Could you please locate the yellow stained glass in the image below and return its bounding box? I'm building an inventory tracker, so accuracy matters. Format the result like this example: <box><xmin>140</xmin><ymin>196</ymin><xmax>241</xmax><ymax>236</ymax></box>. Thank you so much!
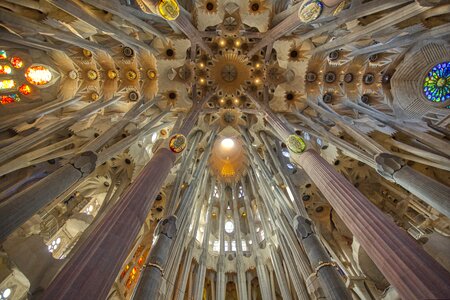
<box><xmin>0</xmin><ymin>65</ymin><xmax>12</xmax><ymax>75</ymax></box>
<box><xmin>158</xmin><ymin>0</ymin><xmax>180</xmax><ymax>20</ymax></box>
<box><xmin>0</xmin><ymin>79</ymin><xmax>15</xmax><ymax>90</ymax></box>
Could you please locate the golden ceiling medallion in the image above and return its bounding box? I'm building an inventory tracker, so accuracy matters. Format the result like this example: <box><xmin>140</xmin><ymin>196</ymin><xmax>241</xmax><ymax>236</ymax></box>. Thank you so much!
<box><xmin>147</xmin><ymin>70</ymin><xmax>157</xmax><ymax>80</ymax></box>
<box><xmin>87</xmin><ymin>69</ymin><xmax>98</xmax><ymax>80</ymax></box>
<box><xmin>126</xmin><ymin>70</ymin><xmax>137</xmax><ymax>81</ymax></box>
<box><xmin>298</xmin><ymin>1</ymin><xmax>323</xmax><ymax>23</ymax></box>
<box><xmin>210</xmin><ymin>53</ymin><xmax>251</xmax><ymax>96</ymax></box>
<box><xmin>91</xmin><ymin>92</ymin><xmax>99</xmax><ymax>101</ymax></box>
<box><xmin>107</xmin><ymin>70</ymin><xmax>117</xmax><ymax>80</ymax></box>
<box><xmin>82</xmin><ymin>49</ymin><xmax>92</xmax><ymax>58</ymax></box>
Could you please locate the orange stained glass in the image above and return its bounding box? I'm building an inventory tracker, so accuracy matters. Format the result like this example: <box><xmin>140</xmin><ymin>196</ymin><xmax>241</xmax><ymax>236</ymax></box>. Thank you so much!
<box><xmin>0</xmin><ymin>65</ymin><xmax>12</xmax><ymax>75</ymax></box>
<box><xmin>0</xmin><ymin>79</ymin><xmax>15</xmax><ymax>90</ymax></box>
<box><xmin>19</xmin><ymin>84</ymin><xmax>32</xmax><ymax>95</ymax></box>
<box><xmin>126</xmin><ymin>278</ymin><xmax>132</xmax><ymax>288</ymax></box>
<box><xmin>25</xmin><ymin>65</ymin><xmax>52</xmax><ymax>85</ymax></box>
<box><xmin>10</xmin><ymin>56</ymin><xmax>24</xmax><ymax>69</ymax></box>
<box><xmin>0</xmin><ymin>50</ymin><xmax>6</xmax><ymax>60</ymax></box>
<box><xmin>1</xmin><ymin>94</ymin><xmax>20</xmax><ymax>105</ymax></box>
<box><xmin>120</xmin><ymin>264</ymin><xmax>130</xmax><ymax>280</ymax></box>
<box><xmin>138</xmin><ymin>256</ymin><xmax>144</xmax><ymax>265</ymax></box>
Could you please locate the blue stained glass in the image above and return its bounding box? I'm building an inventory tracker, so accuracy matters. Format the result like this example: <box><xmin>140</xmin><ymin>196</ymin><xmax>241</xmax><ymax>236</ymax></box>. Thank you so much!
<box><xmin>423</xmin><ymin>62</ymin><xmax>450</xmax><ymax>103</ymax></box>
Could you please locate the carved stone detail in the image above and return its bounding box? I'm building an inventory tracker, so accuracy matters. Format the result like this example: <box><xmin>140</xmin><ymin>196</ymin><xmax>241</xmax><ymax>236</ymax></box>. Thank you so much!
<box><xmin>374</xmin><ymin>153</ymin><xmax>405</xmax><ymax>181</ymax></box>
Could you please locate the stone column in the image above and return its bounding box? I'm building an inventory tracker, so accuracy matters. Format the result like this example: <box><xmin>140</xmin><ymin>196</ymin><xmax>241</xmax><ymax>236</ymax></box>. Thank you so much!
<box><xmin>375</xmin><ymin>153</ymin><xmax>450</xmax><ymax>218</ymax></box>
<box><xmin>42</xmin><ymin>97</ymin><xmax>204</xmax><ymax>300</ymax></box>
<box><xmin>293</xmin><ymin>216</ymin><xmax>352</xmax><ymax>300</ymax></box>
<box><xmin>42</xmin><ymin>148</ymin><xmax>177</xmax><ymax>300</ymax></box>
<box><xmin>293</xmin><ymin>149</ymin><xmax>450</xmax><ymax>299</ymax></box>
<box><xmin>216</xmin><ymin>185</ymin><xmax>226</xmax><ymax>300</ymax></box>
<box><xmin>268</xmin><ymin>265</ymin><xmax>277</xmax><ymax>300</ymax></box>
<box><xmin>0</xmin><ymin>152</ymin><xmax>96</xmax><ymax>242</ymax></box>
<box><xmin>134</xmin><ymin>216</ymin><xmax>177</xmax><ymax>299</ymax></box>
<box><xmin>194</xmin><ymin>193</ymin><xmax>214</xmax><ymax>300</ymax></box>
<box><xmin>232</xmin><ymin>185</ymin><xmax>247</xmax><ymax>300</ymax></box>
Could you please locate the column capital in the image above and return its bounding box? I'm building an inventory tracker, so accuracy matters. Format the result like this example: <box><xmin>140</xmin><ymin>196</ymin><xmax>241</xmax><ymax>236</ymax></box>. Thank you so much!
<box><xmin>156</xmin><ymin>215</ymin><xmax>177</xmax><ymax>239</ymax></box>
<box><xmin>71</xmin><ymin>151</ymin><xmax>97</xmax><ymax>177</ymax></box>
<box><xmin>374</xmin><ymin>153</ymin><xmax>405</xmax><ymax>181</ymax></box>
<box><xmin>292</xmin><ymin>215</ymin><xmax>314</xmax><ymax>239</ymax></box>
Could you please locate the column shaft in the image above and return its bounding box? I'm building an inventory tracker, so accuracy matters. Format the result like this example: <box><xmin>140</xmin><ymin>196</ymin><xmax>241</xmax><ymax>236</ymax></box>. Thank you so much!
<box><xmin>0</xmin><ymin>152</ymin><xmax>96</xmax><ymax>242</ymax></box>
<box><xmin>394</xmin><ymin>166</ymin><xmax>450</xmax><ymax>218</ymax></box>
<box><xmin>42</xmin><ymin>148</ymin><xmax>176</xmax><ymax>300</ymax></box>
<box><xmin>293</xmin><ymin>216</ymin><xmax>351</xmax><ymax>300</ymax></box>
<box><xmin>296</xmin><ymin>149</ymin><xmax>450</xmax><ymax>299</ymax></box>
<box><xmin>134</xmin><ymin>216</ymin><xmax>177</xmax><ymax>299</ymax></box>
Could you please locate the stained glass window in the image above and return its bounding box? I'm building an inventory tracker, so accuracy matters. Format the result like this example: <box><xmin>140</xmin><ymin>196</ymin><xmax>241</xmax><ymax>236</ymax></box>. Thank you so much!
<box><xmin>1</xmin><ymin>94</ymin><xmax>20</xmax><ymax>105</ymax></box>
<box><xmin>423</xmin><ymin>62</ymin><xmax>450</xmax><ymax>103</ymax></box>
<box><xmin>19</xmin><ymin>84</ymin><xmax>31</xmax><ymax>95</ymax></box>
<box><xmin>0</xmin><ymin>79</ymin><xmax>15</xmax><ymax>90</ymax></box>
<box><xmin>0</xmin><ymin>50</ymin><xmax>6</xmax><ymax>60</ymax></box>
<box><xmin>25</xmin><ymin>65</ymin><xmax>52</xmax><ymax>85</ymax></box>
<box><xmin>0</xmin><ymin>65</ymin><xmax>12</xmax><ymax>75</ymax></box>
<box><xmin>10</xmin><ymin>56</ymin><xmax>23</xmax><ymax>69</ymax></box>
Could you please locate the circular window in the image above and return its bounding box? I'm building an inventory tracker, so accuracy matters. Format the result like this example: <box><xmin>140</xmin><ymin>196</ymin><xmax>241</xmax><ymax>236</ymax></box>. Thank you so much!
<box><xmin>306</xmin><ymin>72</ymin><xmax>317</xmax><ymax>82</ymax></box>
<box><xmin>25</xmin><ymin>66</ymin><xmax>52</xmax><ymax>85</ymax></box>
<box><xmin>344</xmin><ymin>73</ymin><xmax>353</xmax><ymax>83</ymax></box>
<box><xmin>363</xmin><ymin>73</ymin><xmax>375</xmax><ymax>85</ymax></box>
<box><xmin>324</xmin><ymin>72</ymin><xmax>336</xmax><ymax>83</ymax></box>
<box><xmin>225</xmin><ymin>220</ymin><xmax>234</xmax><ymax>233</ymax></box>
<box><xmin>423</xmin><ymin>62</ymin><xmax>450</xmax><ymax>103</ymax></box>
<box><xmin>122</xmin><ymin>47</ymin><xmax>134</xmax><ymax>57</ymax></box>
<box><xmin>322</xmin><ymin>93</ymin><xmax>333</xmax><ymax>103</ymax></box>
<box><xmin>328</xmin><ymin>50</ymin><xmax>340</xmax><ymax>61</ymax></box>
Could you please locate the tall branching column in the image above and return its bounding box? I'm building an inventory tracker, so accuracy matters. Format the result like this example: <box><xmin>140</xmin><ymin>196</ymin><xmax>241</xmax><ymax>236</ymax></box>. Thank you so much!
<box><xmin>294</xmin><ymin>149</ymin><xmax>450</xmax><ymax>299</ymax></box>
<box><xmin>194</xmin><ymin>189</ymin><xmax>214</xmax><ymax>300</ymax></box>
<box><xmin>133</xmin><ymin>216</ymin><xmax>177</xmax><ymax>299</ymax></box>
<box><xmin>260</xmin><ymin>131</ymin><xmax>350</xmax><ymax>299</ymax></box>
<box><xmin>375</xmin><ymin>153</ymin><xmax>450</xmax><ymax>218</ymax></box>
<box><xmin>232</xmin><ymin>185</ymin><xmax>248</xmax><ymax>300</ymax></box>
<box><xmin>42</xmin><ymin>101</ymin><xmax>205</xmax><ymax>300</ymax></box>
<box><xmin>216</xmin><ymin>184</ymin><xmax>227</xmax><ymax>300</ymax></box>
<box><xmin>256</xmin><ymin>92</ymin><xmax>450</xmax><ymax>298</ymax></box>
<box><xmin>241</xmin><ymin>180</ymin><xmax>272</xmax><ymax>300</ymax></box>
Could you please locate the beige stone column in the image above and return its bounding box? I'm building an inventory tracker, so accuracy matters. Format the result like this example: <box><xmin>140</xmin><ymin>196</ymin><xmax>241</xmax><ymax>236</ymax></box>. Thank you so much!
<box><xmin>294</xmin><ymin>149</ymin><xmax>450</xmax><ymax>299</ymax></box>
<box><xmin>375</xmin><ymin>153</ymin><xmax>450</xmax><ymax>218</ymax></box>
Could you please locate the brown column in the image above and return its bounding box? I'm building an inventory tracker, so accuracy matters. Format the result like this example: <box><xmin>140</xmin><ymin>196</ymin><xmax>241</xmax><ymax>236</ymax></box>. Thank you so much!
<box><xmin>42</xmin><ymin>148</ymin><xmax>176</xmax><ymax>300</ymax></box>
<box><xmin>294</xmin><ymin>149</ymin><xmax>450</xmax><ymax>299</ymax></box>
<box><xmin>42</xmin><ymin>99</ymin><xmax>205</xmax><ymax>299</ymax></box>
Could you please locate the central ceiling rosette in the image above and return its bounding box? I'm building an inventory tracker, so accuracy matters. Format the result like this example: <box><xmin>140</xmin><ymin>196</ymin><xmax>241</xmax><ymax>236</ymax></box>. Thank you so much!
<box><xmin>209</xmin><ymin>52</ymin><xmax>251</xmax><ymax>97</ymax></box>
